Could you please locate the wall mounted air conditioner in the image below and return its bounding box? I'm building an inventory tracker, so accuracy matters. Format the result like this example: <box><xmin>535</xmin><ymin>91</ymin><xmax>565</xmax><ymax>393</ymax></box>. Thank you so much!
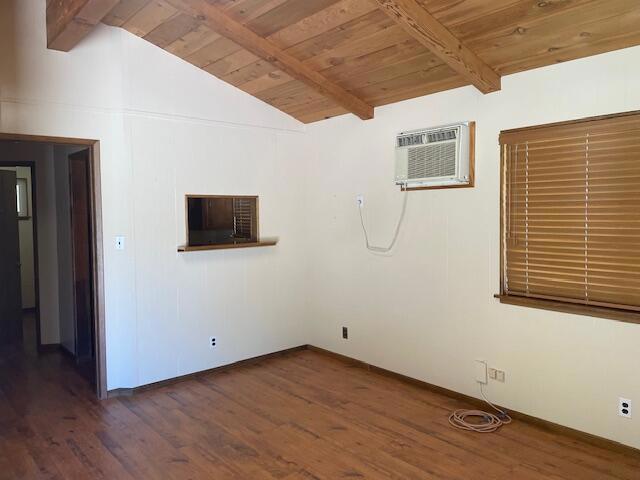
<box><xmin>395</xmin><ymin>122</ymin><xmax>473</xmax><ymax>188</ymax></box>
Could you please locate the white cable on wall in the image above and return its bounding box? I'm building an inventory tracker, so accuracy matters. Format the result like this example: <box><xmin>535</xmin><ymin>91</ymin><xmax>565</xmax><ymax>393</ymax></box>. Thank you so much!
<box><xmin>358</xmin><ymin>187</ymin><xmax>409</xmax><ymax>254</ymax></box>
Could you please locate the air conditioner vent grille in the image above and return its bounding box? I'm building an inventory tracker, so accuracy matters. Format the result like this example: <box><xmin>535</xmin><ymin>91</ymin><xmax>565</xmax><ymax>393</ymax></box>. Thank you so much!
<box><xmin>398</xmin><ymin>134</ymin><xmax>424</xmax><ymax>147</ymax></box>
<box><xmin>407</xmin><ymin>143</ymin><xmax>456</xmax><ymax>179</ymax></box>
<box><xmin>426</xmin><ymin>129</ymin><xmax>457</xmax><ymax>143</ymax></box>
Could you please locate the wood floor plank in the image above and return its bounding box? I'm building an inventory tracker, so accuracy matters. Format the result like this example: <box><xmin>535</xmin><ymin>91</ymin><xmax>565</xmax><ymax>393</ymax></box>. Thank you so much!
<box><xmin>1</xmin><ymin>345</ymin><xmax>638</xmax><ymax>480</ymax></box>
<box><xmin>278</xmin><ymin>352</ymin><xmax>640</xmax><ymax>479</ymax></box>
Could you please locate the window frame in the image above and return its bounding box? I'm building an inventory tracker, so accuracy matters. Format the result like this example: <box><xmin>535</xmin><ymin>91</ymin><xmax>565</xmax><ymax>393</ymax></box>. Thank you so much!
<box><xmin>497</xmin><ymin>110</ymin><xmax>640</xmax><ymax>325</ymax></box>
<box><xmin>185</xmin><ymin>194</ymin><xmax>259</xmax><ymax>248</ymax></box>
<box><xmin>16</xmin><ymin>177</ymin><xmax>30</xmax><ymax>219</ymax></box>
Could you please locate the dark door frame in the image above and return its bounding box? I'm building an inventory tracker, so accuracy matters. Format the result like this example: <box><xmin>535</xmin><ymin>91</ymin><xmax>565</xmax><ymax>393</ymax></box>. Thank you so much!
<box><xmin>0</xmin><ymin>133</ymin><xmax>107</xmax><ymax>400</ymax></box>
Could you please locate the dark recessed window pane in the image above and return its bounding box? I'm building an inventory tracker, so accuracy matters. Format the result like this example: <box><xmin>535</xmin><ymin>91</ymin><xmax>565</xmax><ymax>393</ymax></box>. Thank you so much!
<box><xmin>187</xmin><ymin>196</ymin><xmax>258</xmax><ymax>247</ymax></box>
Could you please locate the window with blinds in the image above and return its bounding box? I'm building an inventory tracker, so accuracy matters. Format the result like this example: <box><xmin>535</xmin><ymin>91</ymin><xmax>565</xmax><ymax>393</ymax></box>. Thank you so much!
<box><xmin>499</xmin><ymin>111</ymin><xmax>640</xmax><ymax>321</ymax></box>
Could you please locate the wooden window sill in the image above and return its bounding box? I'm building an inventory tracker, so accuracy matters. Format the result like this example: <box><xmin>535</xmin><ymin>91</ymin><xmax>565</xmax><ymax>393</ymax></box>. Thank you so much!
<box><xmin>494</xmin><ymin>294</ymin><xmax>640</xmax><ymax>325</ymax></box>
<box><xmin>178</xmin><ymin>238</ymin><xmax>278</xmax><ymax>252</ymax></box>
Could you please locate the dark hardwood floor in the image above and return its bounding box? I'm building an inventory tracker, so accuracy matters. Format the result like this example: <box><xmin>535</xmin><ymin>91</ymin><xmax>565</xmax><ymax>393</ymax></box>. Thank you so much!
<box><xmin>1</xmin><ymin>345</ymin><xmax>639</xmax><ymax>479</ymax></box>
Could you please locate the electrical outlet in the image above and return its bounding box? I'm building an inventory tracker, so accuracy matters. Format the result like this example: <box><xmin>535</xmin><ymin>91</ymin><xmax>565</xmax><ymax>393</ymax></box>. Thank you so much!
<box><xmin>475</xmin><ymin>360</ymin><xmax>488</xmax><ymax>384</ymax></box>
<box><xmin>209</xmin><ymin>336</ymin><xmax>217</xmax><ymax>349</ymax></box>
<box><xmin>356</xmin><ymin>195</ymin><xmax>364</xmax><ymax>208</ymax></box>
<box><xmin>619</xmin><ymin>398</ymin><xmax>632</xmax><ymax>418</ymax></box>
<box><xmin>488</xmin><ymin>367</ymin><xmax>505</xmax><ymax>382</ymax></box>
<box><xmin>115</xmin><ymin>235</ymin><xmax>125</xmax><ymax>250</ymax></box>
<box><xmin>342</xmin><ymin>327</ymin><xmax>348</xmax><ymax>339</ymax></box>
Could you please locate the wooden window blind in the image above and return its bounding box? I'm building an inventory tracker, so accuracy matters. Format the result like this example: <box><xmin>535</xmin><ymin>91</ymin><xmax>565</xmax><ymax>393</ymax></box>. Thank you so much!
<box><xmin>499</xmin><ymin>111</ymin><xmax>640</xmax><ymax>321</ymax></box>
<box><xmin>232</xmin><ymin>197</ymin><xmax>254</xmax><ymax>239</ymax></box>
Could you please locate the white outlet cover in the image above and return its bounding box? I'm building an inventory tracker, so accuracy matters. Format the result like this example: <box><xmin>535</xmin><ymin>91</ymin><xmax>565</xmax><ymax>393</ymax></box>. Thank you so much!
<box><xmin>475</xmin><ymin>360</ymin><xmax>488</xmax><ymax>384</ymax></box>
<box><xmin>356</xmin><ymin>194</ymin><xmax>364</xmax><ymax>207</ymax></box>
<box><xmin>115</xmin><ymin>236</ymin><xmax>125</xmax><ymax>250</ymax></box>
<box><xmin>619</xmin><ymin>398</ymin><xmax>632</xmax><ymax>418</ymax></box>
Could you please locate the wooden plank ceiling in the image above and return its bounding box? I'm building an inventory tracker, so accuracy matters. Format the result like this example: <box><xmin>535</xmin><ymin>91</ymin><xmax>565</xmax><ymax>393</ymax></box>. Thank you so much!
<box><xmin>98</xmin><ymin>0</ymin><xmax>640</xmax><ymax>123</ymax></box>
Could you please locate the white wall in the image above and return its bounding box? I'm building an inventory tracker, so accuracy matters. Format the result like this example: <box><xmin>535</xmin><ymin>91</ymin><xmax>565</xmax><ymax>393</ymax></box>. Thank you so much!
<box><xmin>305</xmin><ymin>46</ymin><xmax>640</xmax><ymax>449</ymax></box>
<box><xmin>120</xmin><ymin>28</ymin><xmax>311</xmax><ymax>385</ymax></box>
<box><xmin>128</xmin><ymin>117</ymin><xmax>310</xmax><ymax>384</ymax></box>
<box><xmin>0</xmin><ymin>0</ymin><xmax>308</xmax><ymax>389</ymax></box>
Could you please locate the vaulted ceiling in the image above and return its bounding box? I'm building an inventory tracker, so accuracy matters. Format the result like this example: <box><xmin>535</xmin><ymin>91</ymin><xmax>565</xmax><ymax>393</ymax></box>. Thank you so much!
<box><xmin>47</xmin><ymin>0</ymin><xmax>640</xmax><ymax>123</ymax></box>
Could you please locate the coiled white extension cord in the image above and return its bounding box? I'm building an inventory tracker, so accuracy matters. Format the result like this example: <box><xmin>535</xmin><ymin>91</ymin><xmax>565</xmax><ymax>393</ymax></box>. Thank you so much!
<box><xmin>448</xmin><ymin>383</ymin><xmax>512</xmax><ymax>433</ymax></box>
<box><xmin>358</xmin><ymin>187</ymin><xmax>409</xmax><ymax>254</ymax></box>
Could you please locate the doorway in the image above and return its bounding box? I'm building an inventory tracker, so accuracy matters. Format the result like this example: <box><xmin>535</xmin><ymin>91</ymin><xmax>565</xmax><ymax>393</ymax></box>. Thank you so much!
<box><xmin>0</xmin><ymin>168</ymin><xmax>24</xmax><ymax>346</ymax></box>
<box><xmin>0</xmin><ymin>134</ymin><xmax>106</xmax><ymax>399</ymax></box>
<box><xmin>0</xmin><ymin>163</ymin><xmax>36</xmax><ymax>354</ymax></box>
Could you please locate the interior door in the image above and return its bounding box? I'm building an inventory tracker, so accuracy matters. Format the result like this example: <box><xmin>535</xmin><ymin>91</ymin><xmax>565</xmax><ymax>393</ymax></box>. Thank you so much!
<box><xmin>68</xmin><ymin>150</ymin><xmax>94</xmax><ymax>375</ymax></box>
<box><xmin>0</xmin><ymin>170</ymin><xmax>23</xmax><ymax>345</ymax></box>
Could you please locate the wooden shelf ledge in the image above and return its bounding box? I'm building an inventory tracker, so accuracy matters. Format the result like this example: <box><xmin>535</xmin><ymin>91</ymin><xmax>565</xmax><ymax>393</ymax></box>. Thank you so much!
<box><xmin>178</xmin><ymin>238</ymin><xmax>278</xmax><ymax>252</ymax></box>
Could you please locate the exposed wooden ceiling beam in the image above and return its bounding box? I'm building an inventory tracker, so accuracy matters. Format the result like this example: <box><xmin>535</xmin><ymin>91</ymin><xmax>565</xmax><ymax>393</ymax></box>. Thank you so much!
<box><xmin>373</xmin><ymin>0</ymin><xmax>501</xmax><ymax>94</ymax></box>
<box><xmin>47</xmin><ymin>0</ymin><xmax>120</xmax><ymax>51</ymax></box>
<box><xmin>166</xmin><ymin>0</ymin><xmax>374</xmax><ymax>120</ymax></box>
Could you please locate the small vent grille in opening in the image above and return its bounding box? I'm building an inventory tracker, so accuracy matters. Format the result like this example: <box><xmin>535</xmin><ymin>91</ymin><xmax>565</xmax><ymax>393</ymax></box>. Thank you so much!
<box><xmin>398</xmin><ymin>134</ymin><xmax>424</xmax><ymax>147</ymax></box>
<box><xmin>233</xmin><ymin>198</ymin><xmax>253</xmax><ymax>239</ymax></box>
<box><xmin>427</xmin><ymin>129</ymin><xmax>457</xmax><ymax>143</ymax></box>
<box><xmin>407</xmin><ymin>143</ymin><xmax>457</xmax><ymax>179</ymax></box>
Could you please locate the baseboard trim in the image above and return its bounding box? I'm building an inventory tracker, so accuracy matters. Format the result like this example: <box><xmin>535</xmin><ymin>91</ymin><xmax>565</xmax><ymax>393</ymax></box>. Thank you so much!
<box><xmin>107</xmin><ymin>345</ymin><xmax>308</xmax><ymax>399</ymax></box>
<box><xmin>107</xmin><ymin>387</ymin><xmax>135</xmax><ymax>398</ymax></box>
<box><xmin>306</xmin><ymin>345</ymin><xmax>640</xmax><ymax>457</ymax></box>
